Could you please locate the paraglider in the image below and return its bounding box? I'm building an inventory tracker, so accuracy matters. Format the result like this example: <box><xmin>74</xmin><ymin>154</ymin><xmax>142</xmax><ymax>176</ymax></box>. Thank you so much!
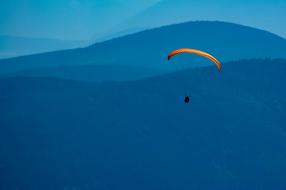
<box><xmin>167</xmin><ymin>48</ymin><xmax>222</xmax><ymax>103</ymax></box>
<box><xmin>167</xmin><ymin>48</ymin><xmax>222</xmax><ymax>70</ymax></box>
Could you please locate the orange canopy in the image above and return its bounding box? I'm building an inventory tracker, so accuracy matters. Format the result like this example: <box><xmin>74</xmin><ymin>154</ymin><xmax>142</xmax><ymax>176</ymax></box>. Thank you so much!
<box><xmin>167</xmin><ymin>48</ymin><xmax>222</xmax><ymax>70</ymax></box>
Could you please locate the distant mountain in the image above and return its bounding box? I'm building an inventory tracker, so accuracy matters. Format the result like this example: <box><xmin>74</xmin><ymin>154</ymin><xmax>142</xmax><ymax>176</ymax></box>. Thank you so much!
<box><xmin>93</xmin><ymin>27</ymin><xmax>149</xmax><ymax>43</ymax></box>
<box><xmin>0</xmin><ymin>21</ymin><xmax>286</xmax><ymax>81</ymax></box>
<box><xmin>118</xmin><ymin>0</ymin><xmax>286</xmax><ymax>38</ymax></box>
<box><xmin>0</xmin><ymin>35</ymin><xmax>84</xmax><ymax>59</ymax></box>
<box><xmin>1</xmin><ymin>59</ymin><xmax>286</xmax><ymax>189</ymax></box>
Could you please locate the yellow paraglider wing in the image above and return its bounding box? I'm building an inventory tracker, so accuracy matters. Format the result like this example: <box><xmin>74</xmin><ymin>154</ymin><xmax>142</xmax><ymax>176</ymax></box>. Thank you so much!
<box><xmin>167</xmin><ymin>48</ymin><xmax>222</xmax><ymax>70</ymax></box>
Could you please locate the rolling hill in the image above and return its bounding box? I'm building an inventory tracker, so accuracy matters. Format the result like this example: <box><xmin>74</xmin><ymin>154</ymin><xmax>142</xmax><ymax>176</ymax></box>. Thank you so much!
<box><xmin>0</xmin><ymin>21</ymin><xmax>286</xmax><ymax>81</ymax></box>
<box><xmin>0</xmin><ymin>58</ymin><xmax>286</xmax><ymax>189</ymax></box>
<box><xmin>11</xmin><ymin>64</ymin><xmax>161</xmax><ymax>82</ymax></box>
<box><xmin>0</xmin><ymin>35</ymin><xmax>84</xmax><ymax>59</ymax></box>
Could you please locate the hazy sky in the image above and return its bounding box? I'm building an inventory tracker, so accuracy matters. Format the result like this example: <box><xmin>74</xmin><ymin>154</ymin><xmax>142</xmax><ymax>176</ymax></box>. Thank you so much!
<box><xmin>0</xmin><ymin>0</ymin><xmax>285</xmax><ymax>40</ymax></box>
<box><xmin>0</xmin><ymin>0</ymin><xmax>160</xmax><ymax>40</ymax></box>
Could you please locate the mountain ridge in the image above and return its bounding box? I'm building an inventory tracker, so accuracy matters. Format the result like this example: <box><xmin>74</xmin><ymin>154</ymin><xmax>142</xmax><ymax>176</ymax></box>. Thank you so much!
<box><xmin>0</xmin><ymin>21</ymin><xmax>286</xmax><ymax>81</ymax></box>
<box><xmin>118</xmin><ymin>0</ymin><xmax>286</xmax><ymax>38</ymax></box>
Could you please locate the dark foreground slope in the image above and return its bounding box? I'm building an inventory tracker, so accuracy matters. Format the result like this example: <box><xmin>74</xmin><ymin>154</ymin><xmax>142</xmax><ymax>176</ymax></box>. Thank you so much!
<box><xmin>0</xmin><ymin>21</ymin><xmax>286</xmax><ymax>81</ymax></box>
<box><xmin>0</xmin><ymin>59</ymin><xmax>286</xmax><ymax>190</ymax></box>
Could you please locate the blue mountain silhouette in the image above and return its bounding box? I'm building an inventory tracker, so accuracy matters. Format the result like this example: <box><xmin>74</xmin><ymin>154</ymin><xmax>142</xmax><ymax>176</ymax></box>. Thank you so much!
<box><xmin>118</xmin><ymin>0</ymin><xmax>286</xmax><ymax>39</ymax></box>
<box><xmin>0</xmin><ymin>21</ymin><xmax>286</xmax><ymax>81</ymax></box>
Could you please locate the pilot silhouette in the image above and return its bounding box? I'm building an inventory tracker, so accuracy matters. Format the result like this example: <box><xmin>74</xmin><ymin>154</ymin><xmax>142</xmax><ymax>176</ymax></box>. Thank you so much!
<box><xmin>184</xmin><ymin>96</ymin><xmax>190</xmax><ymax>103</ymax></box>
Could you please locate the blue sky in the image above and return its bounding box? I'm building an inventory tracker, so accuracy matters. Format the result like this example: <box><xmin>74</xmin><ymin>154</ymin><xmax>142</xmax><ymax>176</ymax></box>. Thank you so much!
<box><xmin>0</xmin><ymin>0</ymin><xmax>285</xmax><ymax>40</ymax></box>
<box><xmin>0</xmin><ymin>0</ymin><xmax>160</xmax><ymax>40</ymax></box>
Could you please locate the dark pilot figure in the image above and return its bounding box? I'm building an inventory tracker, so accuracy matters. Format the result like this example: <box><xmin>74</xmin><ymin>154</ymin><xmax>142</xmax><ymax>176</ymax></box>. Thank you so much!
<box><xmin>184</xmin><ymin>96</ymin><xmax>190</xmax><ymax>103</ymax></box>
